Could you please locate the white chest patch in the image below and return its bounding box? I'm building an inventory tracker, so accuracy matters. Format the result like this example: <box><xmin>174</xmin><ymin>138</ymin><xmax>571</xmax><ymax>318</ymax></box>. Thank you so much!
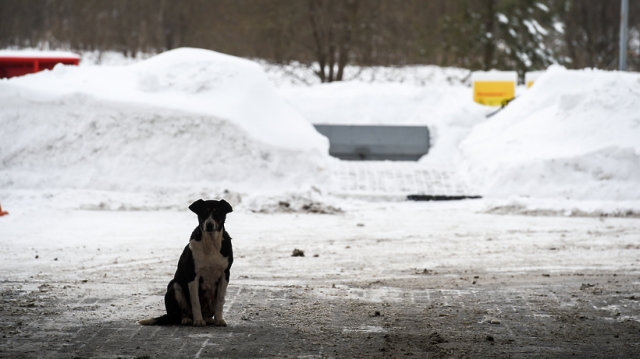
<box><xmin>189</xmin><ymin>232</ymin><xmax>229</xmax><ymax>291</ymax></box>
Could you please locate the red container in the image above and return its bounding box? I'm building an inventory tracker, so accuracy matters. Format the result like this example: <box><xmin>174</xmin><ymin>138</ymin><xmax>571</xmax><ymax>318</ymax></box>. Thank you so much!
<box><xmin>0</xmin><ymin>50</ymin><xmax>80</xmax><ymax>79</ymax></box>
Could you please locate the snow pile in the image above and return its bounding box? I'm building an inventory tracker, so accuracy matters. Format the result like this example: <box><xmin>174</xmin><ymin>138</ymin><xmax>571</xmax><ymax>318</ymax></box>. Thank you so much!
<box><xmin>0</xmin><ymin>48</ymin><xmax>330</xmax><ymax>203</ymax></box>
<box><xmin>461</xmin><ymin>66</ymin><xmax>640</xmax><ymax>202</ymax></box>
<box><xmin>4</xmin><ymin>49</ymin><xmax>486</xmax><ymax>166</ymax></box>
<box><xmin>410</xmin><ymin>87</ymin><xmax>492</xmax><ymax>165</ymax></box>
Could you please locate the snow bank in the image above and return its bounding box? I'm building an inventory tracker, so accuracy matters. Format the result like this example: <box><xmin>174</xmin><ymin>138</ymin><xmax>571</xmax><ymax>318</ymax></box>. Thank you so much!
<box><xmin>461</xmin><ymin>66</ymin><xmax>640</xmax><ymax>201</ymax></box>
<box><xmin>5</xmin><ymin>49</ymin><xmax>486</xmax><ymax>166</ymax></box>
<box><xmin>0</xmin><ymin>48</ymin><xmax>330</xmax><ymax>202</ymax></box>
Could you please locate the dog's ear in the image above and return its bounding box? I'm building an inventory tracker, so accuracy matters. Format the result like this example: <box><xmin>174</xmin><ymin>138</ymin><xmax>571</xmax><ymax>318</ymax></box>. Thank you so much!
<box><xmin>218</xmin><ymin>199</ymin><xmax>233</xmax><ymax>214</ymax></box>
<box><xmin>189</xmin><ymin>199</ymin><xmax>206</xmax><ymax>214</ymax></box>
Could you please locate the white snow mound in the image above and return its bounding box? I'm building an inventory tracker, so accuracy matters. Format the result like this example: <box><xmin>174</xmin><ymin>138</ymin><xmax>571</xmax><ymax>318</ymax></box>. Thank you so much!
<box><xmin>0</xmin><ymin>48</ymin><xmax>330</xmax><ymax>194</ymax></box>
<box><xmin>461</xmin><ymin>66</ymin><xmax>640</xmax><ymax>201</ymax></box>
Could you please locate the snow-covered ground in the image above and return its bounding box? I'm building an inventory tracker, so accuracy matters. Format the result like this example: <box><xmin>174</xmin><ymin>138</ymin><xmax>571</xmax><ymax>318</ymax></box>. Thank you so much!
<box><xmin>3</xmin><ymin>200</ymin><xmax>638</xmax><ymax>284</ymax></box>
<box><xmin>1</xmin><ymin>199</ymin><xmax>639</xmax><ymax>357</ymax></box>
<box><xmin>1</xmin><ymin>48</ymin><xmax>640</xmax><ymax>216</ymax></box>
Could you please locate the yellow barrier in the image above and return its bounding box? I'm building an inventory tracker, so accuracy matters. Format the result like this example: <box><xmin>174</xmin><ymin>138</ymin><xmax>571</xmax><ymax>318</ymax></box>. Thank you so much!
<box><xmin>472</xmin><ymin>71</ymin><xmax>517</xmax><ymax>107</ymax></box>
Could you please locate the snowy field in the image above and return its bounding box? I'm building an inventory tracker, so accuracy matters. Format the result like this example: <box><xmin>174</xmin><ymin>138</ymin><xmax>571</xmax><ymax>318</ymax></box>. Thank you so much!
<box><xmin>3</xmin><ymin>48</ymin><xmax>639</xmax><ymax>214</ymax></box>
<box><xmin>1</xmin><ymin>48</ymin><xmax>640</xmax><ymax>357</ymax></box>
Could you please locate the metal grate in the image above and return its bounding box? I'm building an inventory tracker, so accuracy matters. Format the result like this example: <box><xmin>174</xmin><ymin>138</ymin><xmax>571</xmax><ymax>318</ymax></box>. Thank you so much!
<box><xmin>328</xmin><ymin>161</ymin><xmax>479</xmax><ymax>199</ymax></box>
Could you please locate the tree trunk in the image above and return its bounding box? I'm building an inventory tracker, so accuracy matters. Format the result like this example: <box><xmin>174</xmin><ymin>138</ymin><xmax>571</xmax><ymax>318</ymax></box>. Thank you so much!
<box><xmin>336</xmin><ymin>0</ymin><xmax>359</xmax><ymax>81</ymax></box>
<box><xmin>308</xmin><ymin>0</ymin><xmax>327</xmax><ymax>82</ymax></box>
<box><xmin>482</xmin><ymin>0</ymin><xmax>495</xmax><ymax>70</ymax></box>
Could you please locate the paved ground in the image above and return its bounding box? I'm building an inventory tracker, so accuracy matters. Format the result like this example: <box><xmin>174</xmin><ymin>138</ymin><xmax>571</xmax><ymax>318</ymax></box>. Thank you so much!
<box><xmin>1</xmin><ymin>201</ymin><xmax>639</xmax><ymax>358</ymax></box>
<box><xmin>2</xmin><ymin>272</ymin><xmax>640</xmax><ymax>358</ymax></box>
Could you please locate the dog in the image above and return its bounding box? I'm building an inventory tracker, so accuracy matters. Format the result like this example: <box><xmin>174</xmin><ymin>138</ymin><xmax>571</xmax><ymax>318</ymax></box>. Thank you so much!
<box><xmin>139</xmin><ymin>199</ymin><xmax>234</xmax><ymax>326</ymax></box>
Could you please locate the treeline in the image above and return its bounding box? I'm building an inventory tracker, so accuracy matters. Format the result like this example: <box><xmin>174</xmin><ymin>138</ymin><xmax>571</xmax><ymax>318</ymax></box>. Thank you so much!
<box><xmin>1</xmin><ymin>0</ymin><xmax>638</xmax><ymax>81</ymax></box>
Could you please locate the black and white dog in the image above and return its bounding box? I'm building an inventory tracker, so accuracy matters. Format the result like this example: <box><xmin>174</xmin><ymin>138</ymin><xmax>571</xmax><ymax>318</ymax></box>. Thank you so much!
<box><xmin>139</xmin><ymin>199</ymin><xmax>233</xmax><ymax>326</ymax></box>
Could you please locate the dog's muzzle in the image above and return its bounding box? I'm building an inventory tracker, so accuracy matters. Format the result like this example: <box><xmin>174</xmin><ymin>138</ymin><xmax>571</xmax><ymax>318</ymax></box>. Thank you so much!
<box><xmin>205</xmin><ymin>222</ymin><xmax>215</xmax><ymax>232</ymax></box>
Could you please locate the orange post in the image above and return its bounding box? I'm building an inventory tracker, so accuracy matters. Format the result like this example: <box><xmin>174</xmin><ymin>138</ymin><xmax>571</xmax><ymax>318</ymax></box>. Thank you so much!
<box><xmin>0</xmin><ymin>203</ymin><xmax>8</xmax><ymax>216</ymax></box>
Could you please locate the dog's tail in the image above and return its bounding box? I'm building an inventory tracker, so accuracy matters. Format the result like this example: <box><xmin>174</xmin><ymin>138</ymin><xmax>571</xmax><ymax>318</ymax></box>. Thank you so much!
<box><xmin>138</xmin><ymin>314</ymin><xmax>177</xmax><ymax>326</ymax></box>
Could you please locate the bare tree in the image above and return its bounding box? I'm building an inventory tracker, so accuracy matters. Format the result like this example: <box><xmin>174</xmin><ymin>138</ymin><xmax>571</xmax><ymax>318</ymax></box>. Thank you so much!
<box><xmin>305</xmin><ymin>0</ymin><xmax>360</xmax><ymax>82</ymax></box>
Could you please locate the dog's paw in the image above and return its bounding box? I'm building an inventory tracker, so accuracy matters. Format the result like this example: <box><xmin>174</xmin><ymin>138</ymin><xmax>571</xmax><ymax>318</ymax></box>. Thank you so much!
<box><xmin>181</xmin><ymin>317</ymin><xmax>193</xmax><ymax>325</ymax></box>
<box><xmin>213</xmin><ymin>318</ymin><xmax>227</xmax><ymax>327</ymax></box>
<box><xmin>193</xmin><ymin>319</ymin><xmax>207</xmax><ymax>327</ymax></box>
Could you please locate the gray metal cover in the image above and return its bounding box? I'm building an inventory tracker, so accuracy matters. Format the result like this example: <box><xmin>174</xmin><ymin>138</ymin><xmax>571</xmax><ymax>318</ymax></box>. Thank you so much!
<box><xmin>314</xmin><ymin>124</ymin><xmax>430</xmax><ymax>161</ymax></box>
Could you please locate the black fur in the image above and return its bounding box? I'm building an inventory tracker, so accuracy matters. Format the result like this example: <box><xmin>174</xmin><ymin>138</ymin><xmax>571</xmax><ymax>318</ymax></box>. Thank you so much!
<box><xmin>139</xmin><ymin>199</ymin><xmax>233</xmax><ymax>326</ymax></box>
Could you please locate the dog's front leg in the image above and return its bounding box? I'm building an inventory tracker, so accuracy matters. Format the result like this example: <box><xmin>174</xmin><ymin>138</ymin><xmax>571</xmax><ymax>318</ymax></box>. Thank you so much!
<box><xmin>188</xmin><ymin>278</ymin><xmax>206</xmax><ymax>326</ymax></box>
<box><xmin>213</xmin><ymin>277</ymin><xmax>228</xmax><ymax>327</ymax></box>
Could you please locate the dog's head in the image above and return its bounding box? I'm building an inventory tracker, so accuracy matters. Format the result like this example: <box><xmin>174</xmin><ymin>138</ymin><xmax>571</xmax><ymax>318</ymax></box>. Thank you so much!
<box><xmin>189</xmin><ymin>199</ymin><xmax>233</xmax><ymax>234</ymax></box>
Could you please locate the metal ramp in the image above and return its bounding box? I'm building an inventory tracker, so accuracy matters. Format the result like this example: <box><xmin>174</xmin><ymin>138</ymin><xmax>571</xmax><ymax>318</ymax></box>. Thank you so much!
<box><xmin>313</xmin><ymin>124</ymin><xmax>430</xmax><ymax>161</ymax></box>
<box><xmin>327</xmin><ymin>161</ymin><xmax>480</xmax><ymax>200</ymax></box>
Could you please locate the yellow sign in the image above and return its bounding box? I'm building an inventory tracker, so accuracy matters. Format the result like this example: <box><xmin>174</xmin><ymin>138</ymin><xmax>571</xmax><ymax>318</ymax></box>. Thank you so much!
<box><xmin>473</xmin><ymin>81</ymin><xmax>515</xmax><ymax>107</ymax></box>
